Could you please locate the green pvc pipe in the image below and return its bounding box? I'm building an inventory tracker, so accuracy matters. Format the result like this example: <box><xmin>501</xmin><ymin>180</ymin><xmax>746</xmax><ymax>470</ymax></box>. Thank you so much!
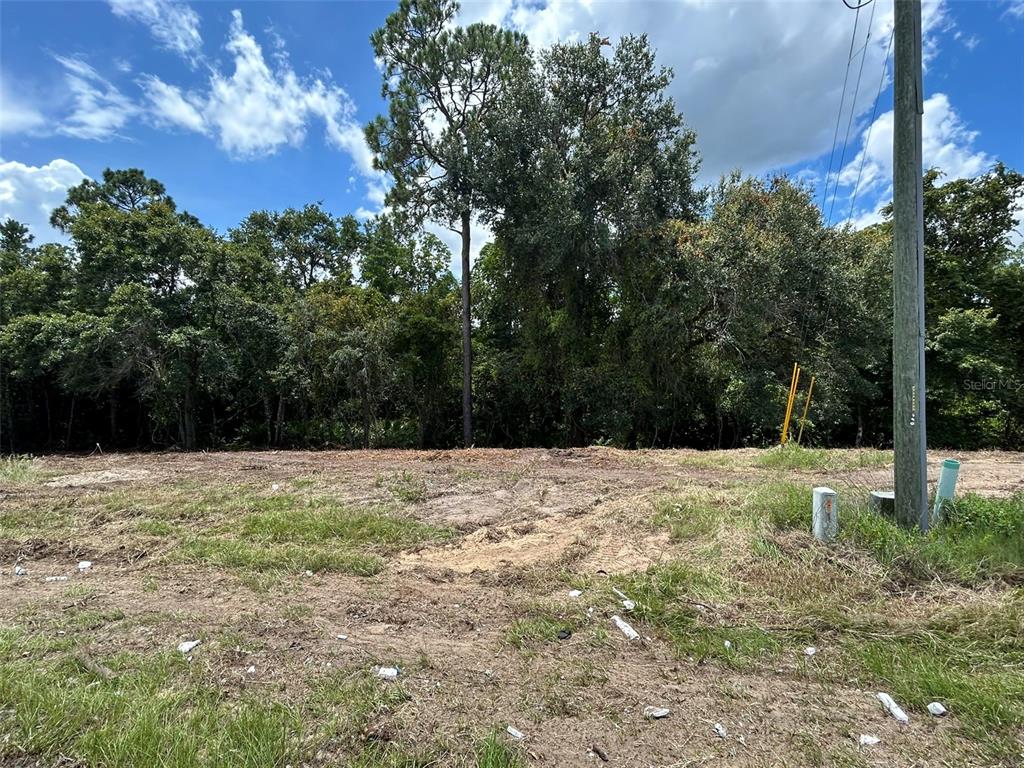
<box><xmin>932</xmin><ymin>458</ymin><xmax>961</xmax><ymax>523</ymax></box>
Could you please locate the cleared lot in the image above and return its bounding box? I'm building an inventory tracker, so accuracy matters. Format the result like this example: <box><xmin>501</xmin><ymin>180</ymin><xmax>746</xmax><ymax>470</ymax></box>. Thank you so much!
<box><xmin>2</xmin><ymin>447</ymin><xmax>1023</xmax><ymax>767</ymax></box>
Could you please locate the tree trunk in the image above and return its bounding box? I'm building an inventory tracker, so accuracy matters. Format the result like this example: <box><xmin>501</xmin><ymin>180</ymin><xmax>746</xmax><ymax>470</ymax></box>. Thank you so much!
<box><xmin>460</xmin><ymin>209</ymin><xmax>473</xmax><ymax>447</ymax></box>
<box><xmin>274</xmin><ymin>396</ymin><xmax>285</xmax><ymax>445</ymax></box>
<box><xmin>109</xmin><ymin>392</ymin><xmax>118</xmax><ymax>447</ymax></box>
<box><xmin>263</xmin><ymin>396</ymin><xmax>273</xmax><ymax>446</ymax></box>
<box><xmin>66</xmin><ymin>396</ymin><xmax>76</xmax><ymax>450</ymax></box>
<box><xmin>182</xmin><ymin>382</ymin><xmax>196</xmax><ymax>450</ymax></box>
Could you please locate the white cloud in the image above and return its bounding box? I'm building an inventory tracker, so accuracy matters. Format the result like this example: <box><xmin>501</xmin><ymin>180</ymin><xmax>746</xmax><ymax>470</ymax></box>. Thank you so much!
<box><xmin>0</xmin><ymin>93</ymin><xmax>45</xmax><ymax>135</ymax></box>
<box><xmin>457</xmin><ymin>0</ymin><xmax>954</xmax><ymax>183</ymax></box>
<box><xmin>108</xmin><ymin>0</ymin><xmax>203</xmax><ymax>62</ymax></box>
<box><xmin>834</xmin><ymin>93</ymin><xmax>994</xmax><ymax>226</ymax></box>
<box><xmin>55</xmin><ymin>55</ymin><xmax>137</xmax><ymax>140</ymax></box>
<box><xmin>0</xmin><ymin>158</ymin><xmax>88</xmax><ymax>242</ymax></box>
<box><xmin>138</xmin><ymin>75</ymin><xmax>206</xmax><ymax>133</ymax></box>
<box><xmin>137</xmin><ymin>9</ymin><xmax>384</xmax><ymax>207</ymax></box>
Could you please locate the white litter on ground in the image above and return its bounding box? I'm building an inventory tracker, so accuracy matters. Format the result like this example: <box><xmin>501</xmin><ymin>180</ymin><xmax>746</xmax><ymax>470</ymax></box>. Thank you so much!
<box><xmin>927</xmin><ymin>702</ymin><xmax>948</xmax><ymax>717</ymax></box>
<box><xmin>859</xmin><ymin>734</ymin><xmax>881</xmax><ymax>747</ymax></box>
<box><xmin>336</xmin><ymin>634</ymin><xmax>348</xmax><ymax>641</ymax></box>
<box><xmin>271</xmin><ymin>483</ymin><xmax>281</xmax><ymax>491</ymax></box>
<box><xmin>714</xmin><ymin>723</ymin><xmax>728</xmax><ymax>739</ymax></box>
<box><xmin>178</xmin><ymin>640</ymin><xmax>201</xmax><ymax>654</ymax></box>
<box><xmin>45</xmin><ymin>575</ymin><xmax>69</xmax><ymax>582</ymax></box>
<box><xmin>246</xmin><ymin>665</ymin><xmax>256</xmax><ymax>674</ymax></box>
<box><xmin>374</xmin><ymin>666</ymin><xmax>400</xmax><ymax>681</ymax></box>
<box><xmin>506</xmin><ymin>725</ymin><xmax>525</xmax><ymax>740</ymax></box>
<box><xmin>612</xmin><ymin>587</ymin><xmax>636</xmax><ymax>611</ymax></box>
<box><xmin>77</xmin><ymin>561</ymin><xmax>92</xmax><ymax>571</ymax></box>
<box><xmin>612</xmin><ymin>615</ymin><xmax>640</xmax><ymax>641</ymax></box>
<box><xmin>876</xmin><ymin>692</ymin><xmax>909</xmax><ymax>724</ymax></box>
<box><xmin>643</xmin><ymin>706</ymin><xmax>670</xmax><ymax>719</ymax></box>
<box><xmin>568</xmin><ymin>589</ymin><xmax>583</xmax><ymax>598</ymax></box>
<box><xmin>13</xmin><ymin>565</ymin><xmax>27</xmax><ymax>576</ymax></box>
<box><xmin>724</xmin><ymin>640</ymin><xmax>733</xmax><ymax>650</ymax></box>
<box><xmin>804</xmin><ymin>646</ymin><xmax>817</xmax><ymax>656</ymax></box>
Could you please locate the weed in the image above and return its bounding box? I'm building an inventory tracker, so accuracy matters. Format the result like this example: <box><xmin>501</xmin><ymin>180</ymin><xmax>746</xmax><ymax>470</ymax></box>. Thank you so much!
<box><xmin>381</xmin><ymin>471</ymin><xmax>428</xmax><ymax>504</ymax></box>
<box><xmin>0</xmin><ymin>456</ymin><xmax>43</xmax><ymax>485</ymax></box>
<box><xmin>181</xmin><ymin>538</ymin><xmax>383</xmax><ymax>575</ymax></box>
<box><xmin>756</xmin><ymin>446</ymin><xmax>892</xmax><ymax>471</ymax></box>
<box><xmin>475</xmin><ymin>731</ymin><xmax>525</xmax><ymax>768</ymax></box>
<box><xmin>653</xmin><ymin>493</ymin><xmax>723</xmax><ymax>540</ymax></box>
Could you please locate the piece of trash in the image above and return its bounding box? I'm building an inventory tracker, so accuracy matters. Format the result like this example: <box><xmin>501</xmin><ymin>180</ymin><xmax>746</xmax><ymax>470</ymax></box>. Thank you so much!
<box><xmin>336</xmin><ymin>634</ymin><xmax>348</xmax><ymax>641</ymax></box>
<box><xmin>246</xmin><ymin>665</ymin><xmax>256</xmax><ymax>674</ymax></box>
<box><xmin>927</xmin><ymin>702</ymin><xmax>947</xmax><ymax>717</ymax></box>
<box><xmin>45</xmin><ymin>575</ymin><xmax>69</xmax><ymax>582</ymax></box>
<box><xmin>643</xmin><ymin>706</ymin><xmax>670</xmax><ymax>719</ymax></box>
<box><xmin>271</xmin><ymin>483</ymin><xmax>281</xmax><ymax>491</ymax></box>
<box><xmin>714</xmin><ymin>722</ymin><xmax>728</xmax><ymax>739</ymax></box>
<box><xmin>506</xmin><ymin>725</ymin><xmax>525</xmax><ymax>740</ymax></box>
<box><xmin>77</xmin><ymin>561</ymin><xmax>92</xmax><ymax>571</ymax></box>
<box><xmin>876</xmin><ymin>692</ymin><xmax>909</xmax><ymax>724</ymax></box>
<box><xmin>591</xmin><ymin>744</ymin><xmax>609</xmax><ymax>762</ymax></box>
<box><xmin>724</xmin><ymin>640</ymin><xmax>733</xmax><ymax>650</ymax></box>
<box><xmin>612</xmin><ymin>615</ymin><xmax>640</xmax><ymax>641</ymax></box>
<box><xmin>178</xmin><ymin>640</ymin><xmax>201</xmax><ymax>654</ymax></box>
<box><xmin>859</xmin><ymin>734</ymin><xmax>881</xmax><ymax>746</ymax></box>
<box><xmin>14</xmin><ymin>565</ymin><xmax>27</xmax><ymax>576</ymax></box>
<box><xmin>374</xmin><ymin>666</ymin><xmax>400</xmax><ymax>681</ymax></box>
<box><xmin>804</xmin><ymin>646</ymin><xmax>818</xmax><ymax>656</ymax></box>
<box><xmin>303</xmin><ymin>570</ymin><xmax>313</xmax><ymax>577</ymax></box>
<box><xmin>612</xmin><ymin>587</ymin><xmax>636</xmax><ymax>611</ymax></box>
<box><xmin>557</xmin><ymin>629</ymin><xmax>572</xmax><ymax>640</ymax></box>
<box><xmin>568</xmin><ymin>589</ymin><xmax>583</xmax><ymax>598</ymax></box>
<box><xmin>484</xmin><ymin>669</ymin><xmax>493</xmax><ymax>677</ymax></box>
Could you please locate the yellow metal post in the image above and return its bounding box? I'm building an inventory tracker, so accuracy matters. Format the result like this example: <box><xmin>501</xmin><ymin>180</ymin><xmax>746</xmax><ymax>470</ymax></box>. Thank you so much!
<box><xmin>796</xmin><ymin>375</ymin><xmax>816</xmax><ymax>445</ymax></box>
<box><xmin>781</xmin><ymin>363</ymin><xmax>800</xmax><ymax>445</ymax></box>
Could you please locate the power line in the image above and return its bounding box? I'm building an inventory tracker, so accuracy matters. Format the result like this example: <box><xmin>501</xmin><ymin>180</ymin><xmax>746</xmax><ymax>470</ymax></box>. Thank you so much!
<box><xmin>827</xmin><ymin>0</ymin><xmax>877</xmax><ymax>225</ymax></box>
<box><xmin>820</xmin><ymin>2</ymin><xmax>864</xmax><ymax>218</ymax></box>
<box><xmin>847</xmin><ymin>26</ymin><xmax>895</xmax><ymax>225</ymax></box>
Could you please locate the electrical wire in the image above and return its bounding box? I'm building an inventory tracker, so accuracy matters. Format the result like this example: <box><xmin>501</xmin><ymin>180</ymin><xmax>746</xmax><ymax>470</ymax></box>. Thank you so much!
<box><xmin>827</xmin><ymin>0</ymin><xmax>877</xmax><ymax>225</ymax></box>
<box><xmin>820</xmin><ymin>3</ymin><xmax>864</xmax><ymax>217</ymax></box>
<box><xmin>846</xmin><ymin>26</ymin><xmax>894</xmax><ymax>225</ymax></box>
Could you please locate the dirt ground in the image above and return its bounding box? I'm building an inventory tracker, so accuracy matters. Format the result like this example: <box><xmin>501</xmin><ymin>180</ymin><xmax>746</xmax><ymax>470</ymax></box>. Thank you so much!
<box><xmin>2</xmin><ymin>448</ymin><xmax>1023</xmax><ymax>767</ymax></box>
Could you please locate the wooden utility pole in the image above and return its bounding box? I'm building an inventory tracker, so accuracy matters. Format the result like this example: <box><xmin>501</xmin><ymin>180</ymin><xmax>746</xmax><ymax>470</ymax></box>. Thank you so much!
<box><xmin>892</xmin><ymin>0</ymin><xmax>929</xmax><ymax>530</ymax></box>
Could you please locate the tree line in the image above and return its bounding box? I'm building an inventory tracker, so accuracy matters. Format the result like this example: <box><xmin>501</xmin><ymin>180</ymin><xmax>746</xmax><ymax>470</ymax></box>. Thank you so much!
<box><xmin>1</xmin><ymin>0</ymin><xmax>1022</xmax><ymax>453</ymax></box>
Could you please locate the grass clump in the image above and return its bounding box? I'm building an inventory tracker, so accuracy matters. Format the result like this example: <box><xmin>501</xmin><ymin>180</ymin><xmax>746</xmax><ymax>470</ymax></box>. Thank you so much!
<box><xmin>181</xmin><ymin>538</ymin><xmax>383</xmax><ymax>576</ymax></box>
<box><xmin>846</xmin><ymin>627</ymin><xmax>1024</xmax><ymax>763</ymax></box>
<box><xmin>653</xmin><ymin>493</ymin><xmax>723</xmax><ymax>540</ymax></box>
<box><xmin>241</xmin><ymin>496</ymin><xmax>449</xmax><ymax>548</ymax></box>
<box><xmin>756</xmin><ymin>446</ymin><xmax>892</xmax><ymax>471</ymax></box>
<box><xmin>377</xmin><ymin>471</ymin><xmax>428</xmax><ymax>504</ymax></box>
<box><xmin>0</xmin><ymin>630</ymin><xmax>301</xmax><ymax>767</ymax></box>
<box><xmin>174</xmin><ymin>492</ymin><xmax>450</xmax><ymax>577</ymax></box>
<box><xmin>610</xmin><ymin>563</ymin><xmax>779</xmax><ymax>667</ymax></box>
<box><xmin>475</xmin><ymin>730</ymin><xmax>525</xmax><ymax>768</ymax></box>
<box><xmin>752</xmin><ymin>481</ymin><xmax>1024</xmax><ymax>584</ymax></box>
<box><xmin>0</xmin><ymin>455</ymin><xmax>43</xmax><ymax>485</ymax></box>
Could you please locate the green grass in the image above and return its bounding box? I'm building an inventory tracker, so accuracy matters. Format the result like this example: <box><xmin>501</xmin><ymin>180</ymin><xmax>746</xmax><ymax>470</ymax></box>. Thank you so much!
<box><xmin>607</xmin><ymin>563</ymin><xmax>783</xmax><ymax>667</ymax></box>
<box><xmin>241</xmin><ymin>496</ymin><xmax>448</xmax><ymax>548</ymax></box>
<box><xmin>0</xmin><ymin>630</ymin><xmax>450</xmax><ymax>768</ymax></box>
<box><xmin>0</xmin><ymin>630</ymin><xmax>301</xmax><ymax>767</ymax></box>
<box><xmin>166</xmin><ymin>491</ymin><xmax>452</xmax><ymax>577</ymax></box>
<box><xmin>475</xmin><ymin>731</ymin><xmax>525</xmax><ymax>768</ymax></box>
<box><xmin>758</xmin><ymin>482</ymin><xmax>1024</xmax><ymax>584</ymax></box>
<box><xmin>653</xmin><ymin>493</ymin><xmax>723</xmax><ymax>540</ymax></box>
<box><xmin>0</xmin><ymin>455</ymin><xmax>43</xmax><ymax>485</ymax></box>
<box><xmin>181</xmin><ymin>538</ymin><xmax>384</xmax><ymax>575</ymax></box>
<box><xmin>377</xmin><ymin>471</ymin><xmax>429</xmax><ymax>504</ymax></box>
<box><xmin>756</xmin><ymin>446</ymin><xmax>892</xmax><ymax>471</ymax></box>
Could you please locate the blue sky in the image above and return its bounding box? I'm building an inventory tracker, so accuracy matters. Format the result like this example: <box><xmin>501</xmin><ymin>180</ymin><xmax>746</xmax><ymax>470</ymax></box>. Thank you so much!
<box><xmin>2</xmin><ymin>0</ymin><xmax>1022</xmax><ymax>265</ymax></box>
